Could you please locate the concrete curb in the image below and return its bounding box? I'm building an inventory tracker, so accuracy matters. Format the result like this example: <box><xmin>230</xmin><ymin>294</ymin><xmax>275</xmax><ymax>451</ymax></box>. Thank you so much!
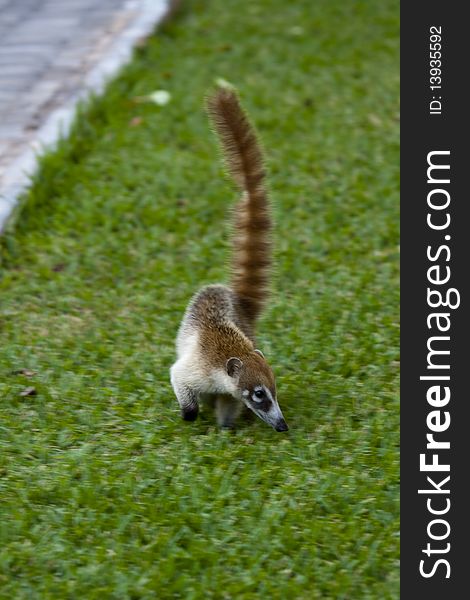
<box><xmin>0</xmin><ymin>0</ymin><xmax>169</xmax><ymax>234</ymax></box>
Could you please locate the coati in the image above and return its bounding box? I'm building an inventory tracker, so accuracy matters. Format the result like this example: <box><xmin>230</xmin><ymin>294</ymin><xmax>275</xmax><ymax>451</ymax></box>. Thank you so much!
<box><xmin>170</xmin><ymin>87</ymin><xmax>288</xmax><ymax>432</ymax></box>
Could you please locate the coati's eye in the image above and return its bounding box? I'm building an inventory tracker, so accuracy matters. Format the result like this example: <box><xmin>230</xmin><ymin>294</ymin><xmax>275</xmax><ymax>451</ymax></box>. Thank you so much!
<box><xmin>251</xmin><ymin>387</ymin><xmax>272</xmax><ymax>408</ymax></box>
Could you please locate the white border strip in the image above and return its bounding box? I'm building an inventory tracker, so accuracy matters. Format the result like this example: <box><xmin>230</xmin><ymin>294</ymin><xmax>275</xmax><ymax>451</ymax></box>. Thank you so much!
<box><xmin>0</xmin><ymin>0</ymin><xmax>169</xmax><ymax>233</ymax></box>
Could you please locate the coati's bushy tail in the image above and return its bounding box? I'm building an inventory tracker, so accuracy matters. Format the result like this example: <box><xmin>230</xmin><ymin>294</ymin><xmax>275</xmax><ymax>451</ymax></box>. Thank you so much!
<box><xmin>206</xmin><ymin>87</ymin><xmax>272</xmax><ymax>325</ymax></box>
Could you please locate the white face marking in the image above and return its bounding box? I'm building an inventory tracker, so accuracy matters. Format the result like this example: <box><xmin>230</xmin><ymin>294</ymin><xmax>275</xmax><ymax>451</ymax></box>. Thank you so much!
<box><xmin>251</xmin><ymin>385</ymin><xmax>273</xmax><ymax>404</ymax></box>
<box><xmin>243</xmin><ymin>385</ymin><xmax>286</xmax><ymax>430</ymax></box>
<box><xmin>251</xmin><ymin>386</ymin><xmax>264</xmax><ymax>403</ymax></box>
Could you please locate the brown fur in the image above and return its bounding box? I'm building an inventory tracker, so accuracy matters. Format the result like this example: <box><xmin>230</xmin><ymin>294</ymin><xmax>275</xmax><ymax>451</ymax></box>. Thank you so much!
<box><xmin>237</xmin><ymin>352</ymin><xmax>276</xmax><ymax>398</ymax></box>
<box><xmin>187</xmin><ymin>285</ymin><xmax>255</xmax><ymax>369</ymax></box>
<box><xmin>206</xmin><ymin>88</ymin><xmax>272</xmax><ymax>326</ymax></box>
<box><xmin>186</xmin><ymin>284</ymin><xmax>276</xmax><ymax>398</ymax></box>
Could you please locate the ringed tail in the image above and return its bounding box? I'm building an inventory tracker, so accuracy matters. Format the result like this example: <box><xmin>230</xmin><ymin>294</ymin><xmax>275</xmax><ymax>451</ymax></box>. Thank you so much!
<box><xmin>206</xmin><ymin>87</ymin><xmax>272</xmax><ymax>326</ymax></box>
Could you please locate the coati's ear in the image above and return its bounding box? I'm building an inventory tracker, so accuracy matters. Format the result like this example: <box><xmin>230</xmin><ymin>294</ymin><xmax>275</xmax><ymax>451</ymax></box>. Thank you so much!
<box><xmin>254</xmin><ymin>349</ymin><xmax>264</xmax><ymax>358</ymax></box>
<box><xmin>226</xmin><ymin>357</ymin><xmax>243</xmax><ymax>377</ymax></box>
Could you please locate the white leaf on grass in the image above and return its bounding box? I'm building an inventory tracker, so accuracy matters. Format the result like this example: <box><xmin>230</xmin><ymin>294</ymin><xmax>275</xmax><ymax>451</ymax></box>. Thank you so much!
<box><xmin>148</xmin><ymin>90</ymin><xmax>171</xmax><ymax>105</ymax></box>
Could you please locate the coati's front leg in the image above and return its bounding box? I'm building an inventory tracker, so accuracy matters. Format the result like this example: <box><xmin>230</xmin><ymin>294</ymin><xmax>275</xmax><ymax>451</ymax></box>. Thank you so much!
<box><xmin>170</xmin><ymin>362</ymin><xmax>199</xmax><ymax>421</ymax></box>
<box><xmin>175</xmin><ymin>382</ymin><xmax>199</xmax><ymax>421</ymax></box>
<box><xmin>216</xmin><ymin>395</ymin><xmax>243</xmax><ymax>429</ymax></box>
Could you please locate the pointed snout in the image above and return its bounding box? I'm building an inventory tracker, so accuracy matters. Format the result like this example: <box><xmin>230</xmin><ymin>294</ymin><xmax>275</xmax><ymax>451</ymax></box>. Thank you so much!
<box><xmin>245</xmin><ymin>392</ymin><xmax>289</xmax><ymax>433</ymax></box>
<box><xmin>274</xmin><ymin>418</ymin><xmax>289</xmax><ymax>432</ymax></box>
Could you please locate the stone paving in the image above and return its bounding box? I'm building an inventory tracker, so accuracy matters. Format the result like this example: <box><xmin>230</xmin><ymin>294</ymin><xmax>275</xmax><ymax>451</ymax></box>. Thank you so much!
<box><xmin>0</xmin><ymin>0</ymin><xmax>168</xmax><ymax>231</ymax></box>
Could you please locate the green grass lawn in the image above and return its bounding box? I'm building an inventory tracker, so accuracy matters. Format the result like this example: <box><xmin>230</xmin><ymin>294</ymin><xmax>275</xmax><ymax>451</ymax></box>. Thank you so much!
<box><xmin>0</xmin><ymin>0</ymin><xmax>399</xmax><ymax>597</ymax></box>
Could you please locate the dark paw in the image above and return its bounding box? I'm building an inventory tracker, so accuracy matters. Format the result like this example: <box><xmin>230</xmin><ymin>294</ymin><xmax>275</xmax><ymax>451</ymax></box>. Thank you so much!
<box><xmin>182</xmin><ymin>405</ymin><xmax>199</xmax><ymax>421</ymax></box>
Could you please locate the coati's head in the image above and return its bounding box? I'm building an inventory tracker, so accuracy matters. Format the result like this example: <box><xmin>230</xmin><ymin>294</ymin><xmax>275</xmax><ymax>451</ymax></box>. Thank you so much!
<box><xmin>226</xmin><ymin>350</ymin><xmax>288</xmax><ymax>432</ymax></box>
